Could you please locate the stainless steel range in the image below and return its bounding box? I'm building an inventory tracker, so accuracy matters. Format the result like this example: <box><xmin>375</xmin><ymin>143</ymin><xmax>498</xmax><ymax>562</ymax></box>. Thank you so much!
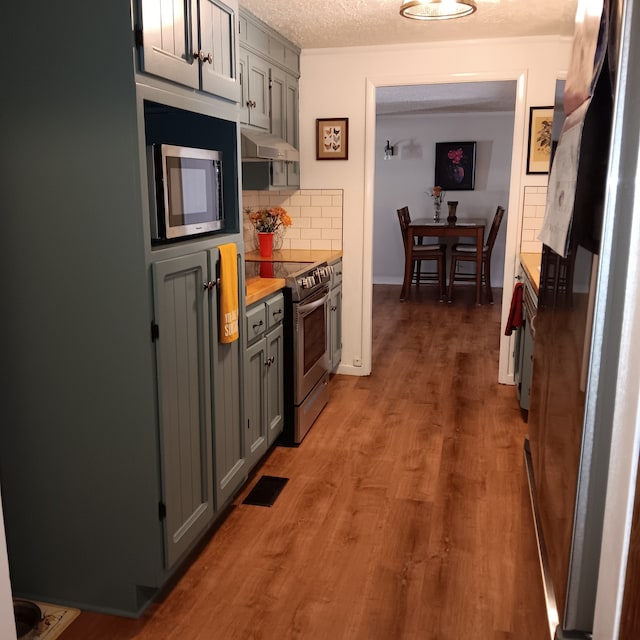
<box><xmin>246</xmin><ymin>260</ymin><xmax>332</xmax><ymax>444</ymax></box>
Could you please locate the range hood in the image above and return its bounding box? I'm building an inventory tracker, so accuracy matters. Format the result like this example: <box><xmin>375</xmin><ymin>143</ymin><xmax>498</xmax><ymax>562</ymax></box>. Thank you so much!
<box><xmin>240</xmin><ymin>127</ymin><xmax>299</xmax><ymax>162</ymax></box>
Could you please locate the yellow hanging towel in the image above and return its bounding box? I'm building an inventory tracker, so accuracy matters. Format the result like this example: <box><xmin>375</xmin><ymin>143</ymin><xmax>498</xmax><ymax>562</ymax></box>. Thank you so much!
<box><xmin>218</xmin><ymin>243</ymin><xmax>239</xmax><ymax>343</ymax></box>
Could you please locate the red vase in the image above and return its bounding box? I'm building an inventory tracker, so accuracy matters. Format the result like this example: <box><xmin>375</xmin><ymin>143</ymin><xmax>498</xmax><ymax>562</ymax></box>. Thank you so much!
<box><xmin>257</xmin><ymin>232</ymin><xmax>274</xmax><ymax>258</ymax></box>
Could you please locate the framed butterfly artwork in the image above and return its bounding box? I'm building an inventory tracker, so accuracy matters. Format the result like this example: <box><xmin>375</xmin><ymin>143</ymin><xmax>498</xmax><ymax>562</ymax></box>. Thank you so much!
<box><xmin>316</xmin><ymin>118</ymin><xmax>349</xmax><ymax>160</ymax></box>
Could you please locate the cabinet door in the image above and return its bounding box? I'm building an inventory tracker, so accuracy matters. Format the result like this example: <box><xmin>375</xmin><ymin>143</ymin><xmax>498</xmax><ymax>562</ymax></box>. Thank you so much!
<box><xmin>152</xmin><ymin>253</ymin><xmax>214</xmax><ymax>569</ymax></box>
<box><xmin>329</xmin><ymin>284</ymin><xmax>342</xmax><ymax>372</ymax></box>
<box><xmin>140</xmin><ymin>0</ymin><xmax>199</xmax><ymax>89</ymax></box>
<box><xmin>243</xmin><ymin>52</ymin><xmax>270</xmax><ymax>130</ymax></box>
<box><xmin>269</xmin><ymin>66</ymin><xmax>288</xmax><ymax>188</ymax></box>
<box><xmin>208</xmin><ymin>248</ymin><xmax>246</xmax><ymax>508</ymax></box>
<box><xmin>285</xmin><ymin>75</ymin><xmax>300</xmax><ymax>187</ymax></box>
<box><xmin>199</xmin><ymin>0</ymin><xmax>240</xmax><ymax>102</ymax></box>
<box><xmin>245</xmin><ymin>337</ymin><xmax>268</xmax><ymax>468</ymax></box>
<box><xmin>266</xmin><ymin>324</ymin><xmax>284</xmax><ymax>446</ymax></box>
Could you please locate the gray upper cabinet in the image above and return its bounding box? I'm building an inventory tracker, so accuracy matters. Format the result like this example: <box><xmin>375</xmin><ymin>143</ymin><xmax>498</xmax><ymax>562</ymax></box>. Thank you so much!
<box><xmin>239</xmin><ymin>9</ymin><xmax>300</xmax><ymax>149</ymax></box>
<box><xmin>239</xmin><ymin>51</ymin><xmax>271</xmax><ymax>129</ymax></box>
<box><xmin>138</xmin><ymin>0</ymin><xmax>240</xmax><ymax>103</ymax></box>
<box><xmin>152</xmin><ymin>252</ymin><xmax>215</xmax><ymax>569</ymax></box>
<box><xmin>199</xmin><ymin>0</ymin><xmax>240</xmax><ymax>100</ymax></box>
<box><xmin>269</xmin><ymin>66</ymin><xmax>300</xmax><ymax>188</ymax></box>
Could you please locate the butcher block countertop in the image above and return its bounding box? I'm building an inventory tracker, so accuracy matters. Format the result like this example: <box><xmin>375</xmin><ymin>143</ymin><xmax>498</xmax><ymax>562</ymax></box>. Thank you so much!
<box><xmin>245</xmin><ymin>276</ymin><xmax>286</xmax><ymax>306</ymax></box>
<box><xmin>520</xmin><ymin>252</ymin><xmax>541</xmax><ymax>295</ymax></box>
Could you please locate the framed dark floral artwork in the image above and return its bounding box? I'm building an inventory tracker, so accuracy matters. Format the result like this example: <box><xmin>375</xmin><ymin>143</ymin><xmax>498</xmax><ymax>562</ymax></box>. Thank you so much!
<box><xmin>526</xmin><ymin>106</ymin><xmax>554</xmax><ymax>174</ymax></box>
<box><xmin>434</xmin><ymin>141</ymin><xmax>476</xmax><ymax>191</ymax></box>
<box><xmin>316</xmin><ymin>118</ymin><xmax>349</xmax><ymax>160</ymax></box>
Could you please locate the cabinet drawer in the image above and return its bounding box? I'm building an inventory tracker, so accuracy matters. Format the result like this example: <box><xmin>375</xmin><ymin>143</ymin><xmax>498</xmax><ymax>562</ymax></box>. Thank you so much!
<box><xmin>246</xmin><ymin>304</ymin><xmax>267</xmax><ymax>343</ymax></box>
<box><xmin>266</xmin><ymin>293</ymin><xmax>284</xmax><ymax>330</ymax></box>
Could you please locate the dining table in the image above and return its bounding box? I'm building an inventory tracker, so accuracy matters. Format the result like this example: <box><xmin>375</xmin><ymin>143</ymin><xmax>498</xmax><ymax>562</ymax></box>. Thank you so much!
<box><xmin>401</xmin><ymin>217</ymin><xmax>486</xmax><ymax>304</ymax></box>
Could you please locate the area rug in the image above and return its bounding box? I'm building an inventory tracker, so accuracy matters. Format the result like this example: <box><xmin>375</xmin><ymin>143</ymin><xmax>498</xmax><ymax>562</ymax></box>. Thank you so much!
<box><xmin>29</xmin><ymin>601</ymin><xmax>80</xmax><ymax>640</ymax></box>
<box><xmin>242</xmin><ymin>475</ymin><xmax>289</xmax><ymax>507</ymax></box>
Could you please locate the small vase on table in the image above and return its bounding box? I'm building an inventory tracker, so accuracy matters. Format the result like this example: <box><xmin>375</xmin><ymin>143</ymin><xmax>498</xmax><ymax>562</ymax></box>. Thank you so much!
<box><xmin>433</xmin><ymin>201</ymin><xmax>441</xmax><ymax>222</ymax></box>
<box><xmin>447</xmin><ymin>201</ymin><xmax>458</xmax><ymax>226</ymax></box>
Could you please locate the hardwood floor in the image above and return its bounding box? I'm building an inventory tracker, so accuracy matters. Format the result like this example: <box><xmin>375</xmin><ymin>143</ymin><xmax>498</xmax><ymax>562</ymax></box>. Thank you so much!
<box><xmin>60</xmin><ymin>284</ymin><xmax>548</xmax><ymax>640</ymax></box>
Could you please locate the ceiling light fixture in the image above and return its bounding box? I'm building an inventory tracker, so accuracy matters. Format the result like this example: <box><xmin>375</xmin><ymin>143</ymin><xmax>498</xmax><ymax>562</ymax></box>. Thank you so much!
<box><xmin>399</xmin><ymin>0</ymin><xmax>477</xmax><ymax>20</ymax></box>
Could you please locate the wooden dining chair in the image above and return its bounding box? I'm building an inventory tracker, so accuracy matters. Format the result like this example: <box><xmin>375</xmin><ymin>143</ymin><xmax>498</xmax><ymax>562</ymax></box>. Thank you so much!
<box><xmin>397</xmin><ymin>207</ymin><xmax>446</xmax><ymax>300</ymax></box>
<box><xmin>447</xmin><ymin>205</ymin><xmax>505</xmax><ymax>304</ymax></box>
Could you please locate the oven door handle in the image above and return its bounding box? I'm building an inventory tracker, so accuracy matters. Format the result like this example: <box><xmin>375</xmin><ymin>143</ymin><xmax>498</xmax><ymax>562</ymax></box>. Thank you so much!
<box><xmin>297</xmin><ymin>290</ymin><xmax>329</xmax><ymax>319</ymax></box>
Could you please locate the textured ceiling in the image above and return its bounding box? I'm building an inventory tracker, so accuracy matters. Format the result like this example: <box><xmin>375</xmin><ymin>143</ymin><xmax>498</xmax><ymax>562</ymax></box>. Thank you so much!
<box><xmin>239</xmin><ymin>0</ymin><xmax>576</xmax><ymax>115</ymax></box>
<box><xmin>239</xmin><ymin>0</ymin><xmax>578</xmax><ymax>50</ymax></box>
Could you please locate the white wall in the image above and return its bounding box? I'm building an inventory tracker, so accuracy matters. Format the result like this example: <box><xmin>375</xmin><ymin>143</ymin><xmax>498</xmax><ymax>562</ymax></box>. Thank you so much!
<box><xmin>299</xmin><ymin>36</ymin><xmax>570</xmax><ymax>377</ymax></box>
<box><xmin>374</xmin><ymin>111</ymin><xmax>515</xmax><ymax>286</ymax></box>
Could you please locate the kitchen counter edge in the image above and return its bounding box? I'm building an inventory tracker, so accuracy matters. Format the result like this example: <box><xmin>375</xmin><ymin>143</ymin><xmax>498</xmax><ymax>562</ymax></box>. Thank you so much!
<box><xmin>520</xmin><ymin>252</ymin><xmax>541</xmax><ymax>295</ymax></box>
<box><xmin>245</xmin><ymin>276</ymin><xmax>286</xmax><ymax>306</ymax></box>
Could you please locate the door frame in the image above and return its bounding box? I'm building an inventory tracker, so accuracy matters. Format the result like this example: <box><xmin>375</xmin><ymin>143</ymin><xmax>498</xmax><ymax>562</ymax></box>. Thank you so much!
<box><xmin>363</xmin><ymin>70</ymin><xmax>528</xmax><ymax>383</ymax></box>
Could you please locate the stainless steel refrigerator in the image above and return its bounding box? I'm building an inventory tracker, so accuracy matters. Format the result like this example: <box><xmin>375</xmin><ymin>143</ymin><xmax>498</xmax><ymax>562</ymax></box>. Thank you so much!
<box><xmin>524</xmin><ymin>0</ymin><xmax>640</xmax><ymax>637</ymax></box>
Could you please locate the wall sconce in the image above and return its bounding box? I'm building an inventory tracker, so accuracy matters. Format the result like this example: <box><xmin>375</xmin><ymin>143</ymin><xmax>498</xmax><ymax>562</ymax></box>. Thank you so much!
<box><xmin>384</xmin><ymin>140</ymin><xmax>395</xmax><ymax>160</ymax></box>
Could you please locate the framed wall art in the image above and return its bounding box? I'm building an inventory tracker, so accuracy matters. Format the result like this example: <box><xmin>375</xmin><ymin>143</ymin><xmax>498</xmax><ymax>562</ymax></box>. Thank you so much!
<box><xmin>434</xmin><ymin>141</ymin><xmax>476</xmax><ymax>191</ymax></box>
<box><xmin>316</xmin><ymin>118</ymin><xmax>349</xmax><ymax>160</ymax></box>
<box><xmin>526</xmin><ymin>106</ymin><xmax>554</xmax><ymax>174</ymax></box>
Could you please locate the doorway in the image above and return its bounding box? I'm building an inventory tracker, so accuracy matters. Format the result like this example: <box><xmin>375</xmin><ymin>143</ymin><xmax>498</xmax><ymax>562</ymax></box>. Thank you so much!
<box><xmin>362</xmin><ymin>72</ymin><xmax>528</xmax><ymax>382</ymax></box>
<box><xmin>372</xmin><ymin>81</ymin><xmax>517</xmax><ymax>290</ymax></box>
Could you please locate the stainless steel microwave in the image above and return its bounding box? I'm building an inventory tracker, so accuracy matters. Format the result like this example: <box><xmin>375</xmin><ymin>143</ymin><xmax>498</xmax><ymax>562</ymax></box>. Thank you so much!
<box><xmin>147</xmin><ymin>144</ymin><xmax>224</xmax><ymax>241</ymax></box>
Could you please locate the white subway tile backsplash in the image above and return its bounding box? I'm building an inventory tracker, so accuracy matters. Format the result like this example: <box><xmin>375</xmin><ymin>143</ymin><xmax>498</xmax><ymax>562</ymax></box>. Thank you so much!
<box><xmin>321</xmin><ymin>206</ymin><xmax>342</xmax><ymax>218</ymax></box>
<box><xmin>289</xmin><ymin>238</ymin><xmax>311</xmax><ymax>250</ymax></box>
<box><xmin>242</xmin><ymin>188</ymin><xmax>343</xmax><ymax>250</ymax></box>
<box><xmin>521</xmin><ymin>241</ymin><xmax>542</xmax><ymax>253</ymax></box>
<box><xmin>321</xmin><ymin>228</ymin><xmax>342</xmax><ymax>241</ymax></box>
<box><xmin>311</xmin><ymin>217</ymin><xmax>332</xmax><ymax>229</ymax></box>
<box><xmin>311</xmin><ymin>195</ymin><xmax>333</xmax><ymax>207</ymax></box>
<box><xmin>520</xmin><ymin>185</ymin><xmax>546</xmax><ymax>254</ymax></box>
<box><xmin>288</xmin><ymin>194</ymin><xmax>312</xmax><ymax>207</ymax></box>
<box><xmin>300</xmin><ymin>206</ymin><xmax>322</xmax><ymax>218</ymax></box>
<box><xmin>301</xmin><ymin>228</ymin><xmax>323</xmax><ymax>240</ymax></box>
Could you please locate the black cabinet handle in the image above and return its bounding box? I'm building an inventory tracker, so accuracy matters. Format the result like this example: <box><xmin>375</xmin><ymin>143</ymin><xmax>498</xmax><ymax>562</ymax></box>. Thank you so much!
<box><xmin>252</xmin><ymin>320</ymin><xmax>264</xmax><ymax>330</ymax></box>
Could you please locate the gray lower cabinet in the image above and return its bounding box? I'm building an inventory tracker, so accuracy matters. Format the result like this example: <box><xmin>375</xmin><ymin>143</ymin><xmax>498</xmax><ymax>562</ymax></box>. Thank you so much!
<box><xmin>514</xmin><ymin>269</ymin><xmax>537</xmax><ymax>414</ymax></box>
<box><xmin>137</xmin><ymin>0</ymin><xmax>240</xmax><ymax>103</ymax></box>
<box><xmin>152</xmin><ymin>247</ymin><xmax>245</xmax><ymax>569</ymax></box>
<box><xmin>328</xmin><ymin>259</ymin><xmax>343</xmax><ymax>373</ymax></box>
<box><xmin>244</xmin><ymin>292</ymin><xmax>285</xmax><ymax>468</ymax></box>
